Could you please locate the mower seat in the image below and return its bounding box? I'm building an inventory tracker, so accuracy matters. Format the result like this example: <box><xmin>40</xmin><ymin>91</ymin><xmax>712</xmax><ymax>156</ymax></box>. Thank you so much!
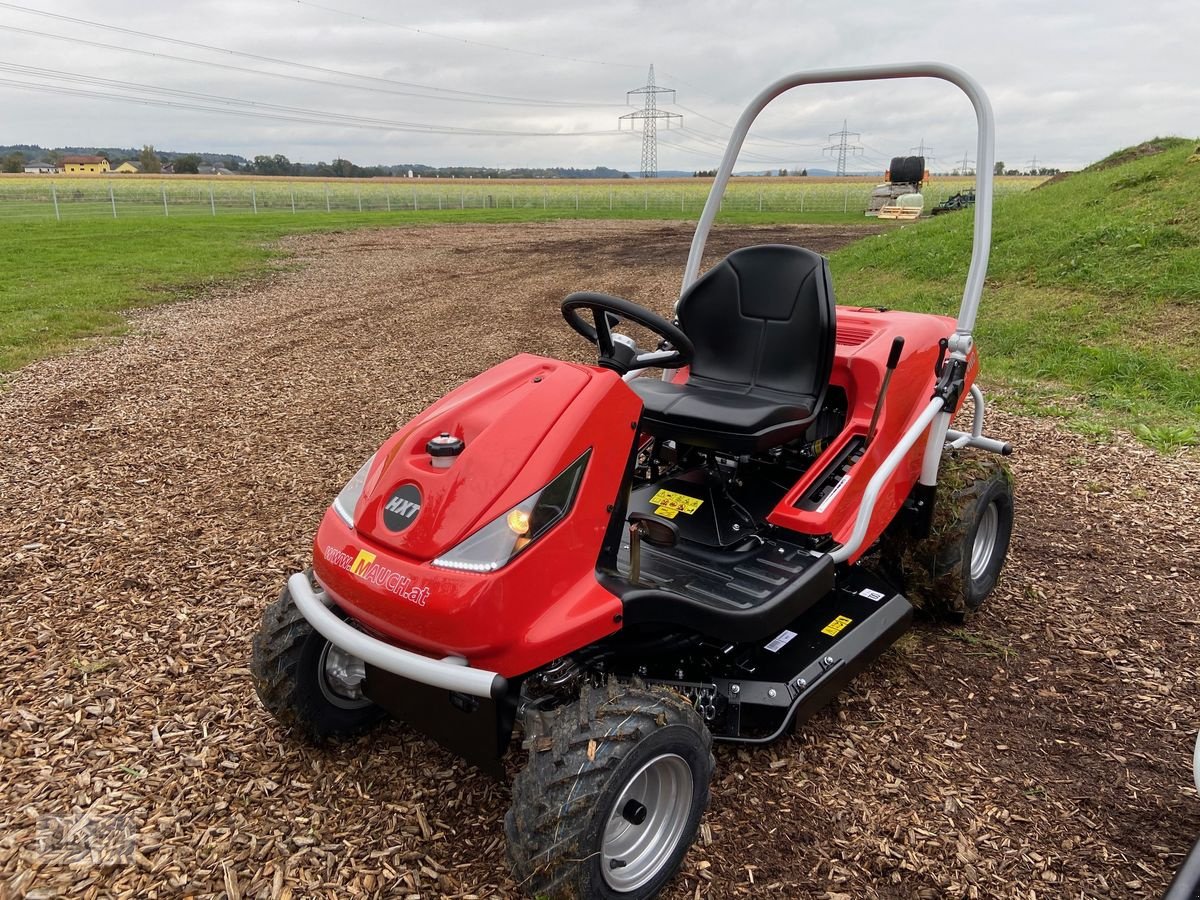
<box><xmin>632</xmin><ymin>245</ymin><xmax>836</xmax><ymax>454</ymax></box>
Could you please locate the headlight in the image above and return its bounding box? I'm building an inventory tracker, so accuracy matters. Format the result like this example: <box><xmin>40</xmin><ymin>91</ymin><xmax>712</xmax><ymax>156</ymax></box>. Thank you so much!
<box><xmin>432</xmin><ymin>450</ymin><xmax>590</xmax><ymax>573</ymax></box>
<box><xmin>332</xmin><ymin>453</ymin><xmax>377</xmax><ymax>527</ymax></box>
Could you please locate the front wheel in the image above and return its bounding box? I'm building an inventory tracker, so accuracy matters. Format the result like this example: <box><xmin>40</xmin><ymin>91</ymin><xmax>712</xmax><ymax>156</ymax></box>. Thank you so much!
<box><xmin>506</xmin><ymin>681</ymin><xmax>713</xmax><ymax>899</ymax></box>
<box><xmin>250</xmin><ymin>577</ymin><xmax>385</xmax><ymax>741</ymax></box>
<box><xmin>881</xmin><ymin>453</ymin><xmax>1014</xmax><ymax>619</ymax></box>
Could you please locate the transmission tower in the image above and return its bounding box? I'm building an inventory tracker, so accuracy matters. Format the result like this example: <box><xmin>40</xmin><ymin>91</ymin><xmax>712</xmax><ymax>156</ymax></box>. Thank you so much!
<box><xmin>1025</xmin><ymin>155</ymin><xmax>1040</xmax><ymax>174</ymax></box>
<box><xmin>619</xmin><ymin>65</ymin><xmax>681</xmax><ymax>178</ymax></box>
<box><xmin>910</xmin><ymin>139</ymin><xmax>935</xmax><ymax>166</ymax></box>
<box><xmin>823</xmin><ymin>120</ymin><xmax>863</xmax><ymax>176</ymax></box>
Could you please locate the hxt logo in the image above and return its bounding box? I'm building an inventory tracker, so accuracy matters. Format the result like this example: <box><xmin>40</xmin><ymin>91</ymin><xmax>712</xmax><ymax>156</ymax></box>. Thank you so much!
<box><xmin>382</xmin><ymin>484</ymin><xmax>423</xmax><ymax>532</ymax></box>
<box><xmin>385</xmin><ymin>495</ymin><xmax>420</xmax><ymax>519</ymax></box>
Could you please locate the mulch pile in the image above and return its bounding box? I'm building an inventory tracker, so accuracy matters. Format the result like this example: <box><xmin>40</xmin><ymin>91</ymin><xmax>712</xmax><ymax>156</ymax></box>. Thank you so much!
<box><xmin>1</xmin><ymin>221</ymin><xmax>1197</xmax><ymax>898</ymax></box>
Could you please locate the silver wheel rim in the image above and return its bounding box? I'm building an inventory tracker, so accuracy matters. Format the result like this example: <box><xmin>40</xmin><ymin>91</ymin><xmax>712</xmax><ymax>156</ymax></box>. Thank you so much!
<box><xmin>970</xmin><ymin>501</ymin><xmax>1000</xmax><ymax>582</ymax></box>
<box><xmin>318</xmin><ymin>642</ymin><xmax>371</xmax><ymax>710</ymax></box>
<box><xmin>600</xmin><ymin>753</ymin><xmax>694</xmax><ymax>892</ymax></box>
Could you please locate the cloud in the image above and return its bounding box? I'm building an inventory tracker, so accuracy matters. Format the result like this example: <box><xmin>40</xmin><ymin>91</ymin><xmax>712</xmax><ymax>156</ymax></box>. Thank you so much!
<box><xmin>1</xmin><ymin>0</ymin><xmax>1196</xmax><ymax>171</ymax></box>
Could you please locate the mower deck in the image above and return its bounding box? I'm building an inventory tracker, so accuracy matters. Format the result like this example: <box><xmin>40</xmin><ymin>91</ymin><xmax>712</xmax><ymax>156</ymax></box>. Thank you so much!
<box><xmin>597</xmin><ymin>567</ymin><xmax>913</xmax><ymax>743</ymax></box>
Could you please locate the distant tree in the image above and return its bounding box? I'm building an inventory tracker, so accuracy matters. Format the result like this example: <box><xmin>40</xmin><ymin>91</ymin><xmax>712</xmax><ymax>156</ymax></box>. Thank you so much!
<box><xmin>139</xmin><ymin>145</ymin><xmax>162</xmax><ymax>174</ymax></box>
<box><xmin>994</xmin><ymin>160</ymin><xmax>1005</xmax><ymax>176</ymax></box>
<box><xmin>46</xmin><ymin>149</ymin><xmax>63</xmax><ymax>166</ymax></box>
<box><xmin>778</xmin><ymin>168</ymin><xmax>788</xmax><ymax>176</ymax></box>
<box><xmin>1</xmin><ymin>151</ymin><xmax>25</xmax><ymax>173</ymax></box>
<box><xmin>799</xmin><ymin>168</ymin><xmax>808</xmax><ymax>176</ymax></box>
<box><xmin>226</xmin><ymin>158</ymin><xmax>241</xmax><ymax>171</ymax></box>
<box><xmin>173</xmin><ymin>154</ymin><xmax>202</xmax><ymax>174</ymax></box>
<box><xmin>331</xmin><ymin>157</ymin><xmax>355</xmax><ymax>178</ymax></box>
<box><xmin>253</xmin><ymin>154</ymin><xmax>294</xmax><ymax>176</ymax></box>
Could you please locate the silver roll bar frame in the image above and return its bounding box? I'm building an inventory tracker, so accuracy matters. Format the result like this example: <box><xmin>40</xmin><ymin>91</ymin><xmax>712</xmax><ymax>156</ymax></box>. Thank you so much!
<box><xmin>680</xmin><ymin>61</ymin><xmax>995</xmax><ymax>345</ymax></box>
<box><xmin>672</xmin><ymin>63</ymin><xmax>1007</xmax><ymax>564</ymax></box>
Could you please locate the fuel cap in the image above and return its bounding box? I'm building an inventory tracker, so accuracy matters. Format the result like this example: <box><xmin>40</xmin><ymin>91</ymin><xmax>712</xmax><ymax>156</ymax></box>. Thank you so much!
<box><xmin>426</xmin><ymin>432</ymin><xmax>465</xmax><ymax>468</ymax></box>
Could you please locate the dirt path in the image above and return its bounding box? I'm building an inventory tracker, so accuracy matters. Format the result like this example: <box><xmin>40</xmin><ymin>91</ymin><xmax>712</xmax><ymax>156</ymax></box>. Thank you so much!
<box><xmin>1</xmin><ymin>221</ymin><xmax>1197</xmax><ymax>899</ymax></box>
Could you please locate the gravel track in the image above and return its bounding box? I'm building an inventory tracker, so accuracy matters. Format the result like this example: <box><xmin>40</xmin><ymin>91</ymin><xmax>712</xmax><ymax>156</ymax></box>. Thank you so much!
<box><xmin>1</xmin><ymin>220</ymin><xmax>1197</xmax><ymax>899</ymax></box>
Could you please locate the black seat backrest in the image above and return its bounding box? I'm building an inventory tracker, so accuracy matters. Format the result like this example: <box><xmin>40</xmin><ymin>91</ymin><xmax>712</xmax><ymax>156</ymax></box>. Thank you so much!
<box><xmin>677</xmin><ymin>244</ymin><xmax>836</xmax><ymax>398</ymax></box>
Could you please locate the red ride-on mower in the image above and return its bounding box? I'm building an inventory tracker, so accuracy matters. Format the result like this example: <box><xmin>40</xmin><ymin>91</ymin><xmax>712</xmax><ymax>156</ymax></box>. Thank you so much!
<box><xmin>252</xmin><ymin>63</ymin><xmax>1014</xmax><ymax>898</ymax></box>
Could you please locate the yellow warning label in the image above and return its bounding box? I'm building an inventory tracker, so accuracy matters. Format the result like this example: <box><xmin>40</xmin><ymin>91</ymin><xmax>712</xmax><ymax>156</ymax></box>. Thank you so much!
<box><xmin>821</xmin><ymin>615</ymin><xmax>853</xmax><ymax>637</ymax></box>
<box><xmin>648</xmin><ymin>489</ymin><xmax>704</xmax><ymax>515</ymax></box>
<box><xmin>653</xmin><ymin>505</ymin><xmax>679</xmax><ymax>519</ymax></box>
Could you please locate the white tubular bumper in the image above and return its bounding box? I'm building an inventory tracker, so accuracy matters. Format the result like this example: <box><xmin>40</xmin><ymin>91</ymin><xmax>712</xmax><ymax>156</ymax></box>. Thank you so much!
<box><xmin>287</xmin><ymin>572</ymin><xmax>505</xmax><ymax>699</ymax></box>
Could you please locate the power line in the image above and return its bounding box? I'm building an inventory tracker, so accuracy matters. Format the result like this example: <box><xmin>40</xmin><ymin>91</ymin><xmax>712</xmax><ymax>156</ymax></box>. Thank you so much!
<box><xmin>0</xmin><ymin>2</ymin><xmax>618</xmax><ymax>108</ymax></box>
<box><xmin>0</xmin><ymin>61</ymin><xmax>631</xmax><ymax>136</ymax></box>
<box><xmin>910</xmin><ymin>138</ymin><xmax>935</xmax><ymax>163</ymax></box>
<box><xmin>0</xmin><ymin>24</ymin><xmax>621</xmax><ymax>110</ymax></box>
<box><xmin>619</xmin><ymin>65</ymin><xmax>680</xmax><ymax>178</ymax></box>
<box><xmin>670</xmin><ymin>103</ymin><xmax>827</xmax><ymax>150</ymax></box>
<box><xmin>824</xmin><ymin>120</ymin><xmax>862</xmax><ymax>177</ymax></box>
<box><xmin>0</xmin><ymin>73</ymin><xmax>632</xmax><ymax>137</ymax></box>
<box><xmin>668</xmin><ymin>126</ymin><xmax>802</xmax><ymax>164</ymax></box>
<box><xmin>288</xmin><ymin>0</ymin><xmax>644</xmax><ymax>70</ymax></box>
<box><xmin>661</xmin><ymin>134</ymin><xmax>798</xmax><ymax>166</ymax></box>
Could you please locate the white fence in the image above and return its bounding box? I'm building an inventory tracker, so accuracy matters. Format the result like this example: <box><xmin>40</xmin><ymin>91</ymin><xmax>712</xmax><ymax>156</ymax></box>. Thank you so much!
<box><xmin>0</xmin><ymin>179</ymin><xmax>1023</xmax><ymax>222</ymax></box>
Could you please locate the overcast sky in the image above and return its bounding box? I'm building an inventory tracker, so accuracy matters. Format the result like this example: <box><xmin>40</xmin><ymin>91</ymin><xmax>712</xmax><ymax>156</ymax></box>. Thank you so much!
<box><xmin>2</xmin><ymin>0</ymin><xmax>1197</xmax><ymax>172</ymax></box>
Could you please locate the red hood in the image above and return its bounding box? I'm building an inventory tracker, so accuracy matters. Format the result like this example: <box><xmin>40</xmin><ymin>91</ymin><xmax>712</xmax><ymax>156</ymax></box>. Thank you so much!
<box><xmin>351</xmin><ymin>354</ymin><xmax>600</xmax><ymax>560</ymax></box>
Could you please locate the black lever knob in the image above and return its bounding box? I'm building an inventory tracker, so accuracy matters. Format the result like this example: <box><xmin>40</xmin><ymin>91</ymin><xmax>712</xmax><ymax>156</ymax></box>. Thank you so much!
<box><xmin>934</xmin><ymin>337</ymin><xmax>950</xmax><ymax>377</ymax></box>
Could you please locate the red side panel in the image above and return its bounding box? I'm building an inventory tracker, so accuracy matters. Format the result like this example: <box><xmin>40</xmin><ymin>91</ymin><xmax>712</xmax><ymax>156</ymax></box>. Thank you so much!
<box><xmin>766</xmin><ymin>308</ymin><xmax>978</xmax><ymax>561</ymax></box>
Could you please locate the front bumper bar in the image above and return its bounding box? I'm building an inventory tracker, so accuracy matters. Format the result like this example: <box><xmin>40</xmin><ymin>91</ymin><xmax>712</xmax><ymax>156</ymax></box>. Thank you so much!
<box><xmin>288</xmin><ymin>572</ymin><xmax>507</xmax><ymax>700</ymax></box>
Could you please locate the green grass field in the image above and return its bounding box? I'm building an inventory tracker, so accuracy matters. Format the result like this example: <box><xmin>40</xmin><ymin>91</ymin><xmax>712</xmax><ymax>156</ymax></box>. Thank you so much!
<box><xmin>831</xmin><ymin>138</ymin><xmax>1200</xmax><ymax>449</ymax></box>
<box><xmin>0</xmin><ymin>173</ymin><xmax>1038</xmax><ymax>222</ymax></box>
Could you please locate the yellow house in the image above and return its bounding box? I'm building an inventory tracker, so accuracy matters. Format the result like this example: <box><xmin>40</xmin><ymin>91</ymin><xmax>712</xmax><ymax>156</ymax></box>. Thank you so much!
<box><xmin>113</xmin><ymin>161</ymin><xmax>142</xmax><ymax>174</ymax></box>
<box><xmin>61</xmin><ymin>155</ymin><xmax>111</xmax><ymax>174</ymax></box>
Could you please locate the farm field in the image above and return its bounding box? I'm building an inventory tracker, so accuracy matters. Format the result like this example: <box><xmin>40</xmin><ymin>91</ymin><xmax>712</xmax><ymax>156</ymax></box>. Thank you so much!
<box><xmin>1</xmin><ymin>220</ymin><xmax>1196</xmax><ymax>898</ymax></box>
<box><xmin>0</xmin><ymin>172</ymin><xmax>1041</xmax><ymax>222</ymax></box>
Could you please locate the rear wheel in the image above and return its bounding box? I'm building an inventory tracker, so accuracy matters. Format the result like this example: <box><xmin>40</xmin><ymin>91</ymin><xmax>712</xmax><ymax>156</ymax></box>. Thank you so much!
<box><xmin>882</xmin><ymin>454</ymin><xmax>1014</xmax><ymax>618</ymax></box>
<box><xmin>506</xmin><ymin>681</ymin><xmax>713</xmax><ymax>899</ymax></box>
<box><xmin>251</xmin><ymin>577</ymin><xmax>385</xmax><ymax>741</ymax></box>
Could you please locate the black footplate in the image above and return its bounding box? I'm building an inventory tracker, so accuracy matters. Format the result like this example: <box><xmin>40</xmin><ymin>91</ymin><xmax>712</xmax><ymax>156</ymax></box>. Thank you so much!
<box><xmin>611</xmin><ymin>535</ymin><xmax>835</xmax><ymax>641</ymax></box>
<box><xmin>617</xmin><ymin>568</ymin><xmax>913</xmax><ymax>742</ymax></box>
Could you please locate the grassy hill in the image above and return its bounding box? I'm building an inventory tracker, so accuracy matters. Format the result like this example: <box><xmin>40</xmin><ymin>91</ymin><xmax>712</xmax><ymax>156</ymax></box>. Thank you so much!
<box><xmin>831</xmin><ymin>138</ymin><xmax>1200</xmax><ymax>450</ymax></box>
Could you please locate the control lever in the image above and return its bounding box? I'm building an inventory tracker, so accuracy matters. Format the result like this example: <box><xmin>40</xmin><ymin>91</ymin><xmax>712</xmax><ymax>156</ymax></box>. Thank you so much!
<box><xmin>865</xmin><ymin>336</ymin><xmax>905</xmax><ymax>450</ymax></box>
<box><xmin>627</xmin><ymin>512</ymin><xmax>679</xmax><ymax>586</ymax></box>
<box><xmin>933</xmin><ymin>336</ymin><xmax>950</xmax><ymax>377</ymax></box>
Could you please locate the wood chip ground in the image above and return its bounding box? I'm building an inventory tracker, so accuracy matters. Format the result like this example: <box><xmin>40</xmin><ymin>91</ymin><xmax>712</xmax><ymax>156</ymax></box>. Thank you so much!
<box><xmin>1</xmin><ymin>221</ymin><xmax>1197</xmax><ymax>898</ymax></box>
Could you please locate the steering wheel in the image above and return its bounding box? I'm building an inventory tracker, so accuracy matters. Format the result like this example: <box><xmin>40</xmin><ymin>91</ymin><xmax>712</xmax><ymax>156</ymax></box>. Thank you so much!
<box><xmin>561</xmin><ymin>292</ymin><xmax>694</xmax><ymax>375</ymax></box>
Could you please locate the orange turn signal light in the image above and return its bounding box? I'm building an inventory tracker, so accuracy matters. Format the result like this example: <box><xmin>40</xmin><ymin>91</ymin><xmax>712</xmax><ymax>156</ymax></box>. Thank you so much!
<box><xmin>506</xmin><ymin>509</ymin><xmax>531</xmax><ymax>535</ymax></box>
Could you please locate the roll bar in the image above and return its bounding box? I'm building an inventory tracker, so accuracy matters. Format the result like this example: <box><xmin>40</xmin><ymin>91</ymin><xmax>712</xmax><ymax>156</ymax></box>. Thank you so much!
<box><xmin>671</xmin><ymin>64</ymin><xmax>1002</xmax><ymax>564</ymax></box>
<box><xmin>680</xmin><ymin>62</ymin><xmax>995</xmax><ymax>354</ymax></box>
